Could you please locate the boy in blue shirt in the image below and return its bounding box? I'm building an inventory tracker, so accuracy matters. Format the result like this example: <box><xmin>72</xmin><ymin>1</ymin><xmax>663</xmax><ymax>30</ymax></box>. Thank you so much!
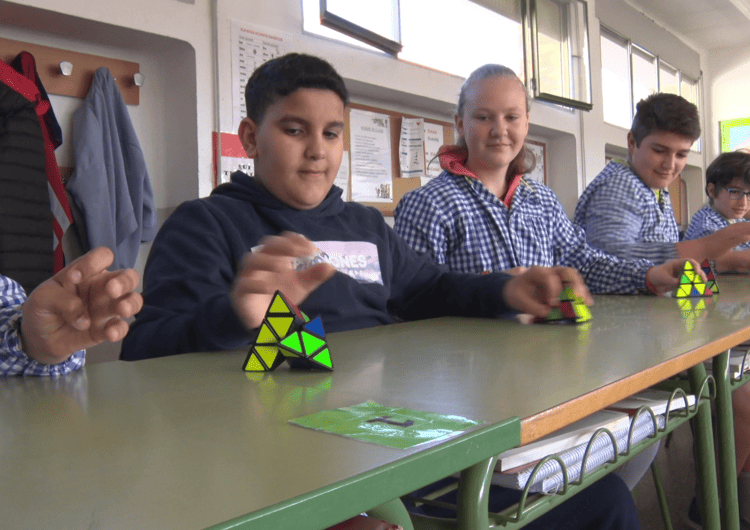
<box><xmin>685</xmin><ymin>151</ymin><xmax>750</xmax><ymax>272</ymax></box>
<box><xmin>575</xmin><ymin>93</ymin><xmax>750</xmax><ymax>264</ymax></box>
<box><xmin>123</xmin><ymin>53</ymin><xmax>651</xmax><ymax>529</ymax></box>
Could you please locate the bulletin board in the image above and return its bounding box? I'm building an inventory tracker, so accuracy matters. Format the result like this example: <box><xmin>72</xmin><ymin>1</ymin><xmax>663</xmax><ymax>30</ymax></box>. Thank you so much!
<box><xmin>345</xmin><ymin>103</ymin><xmax>454</xmax><ymax>216</ymax></box>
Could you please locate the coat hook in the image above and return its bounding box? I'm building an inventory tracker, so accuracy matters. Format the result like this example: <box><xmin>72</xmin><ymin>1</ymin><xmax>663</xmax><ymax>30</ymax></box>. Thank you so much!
<box><xmin>59</xmin><ymin>61</ymin><xmax>73</xmax><ymax>76</ymax></box>
<box><xmin>133</xmin><ymin>72</ymin><xmax>145</xmax><ymax>87</ymax></box>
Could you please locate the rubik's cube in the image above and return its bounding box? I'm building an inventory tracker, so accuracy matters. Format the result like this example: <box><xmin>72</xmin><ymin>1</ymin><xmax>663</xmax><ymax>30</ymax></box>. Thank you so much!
<box><xmin>536</xmin><ymin>285</ymin><xmax>592</xmax><ymax>324</ymax></box>
<box><xmin>674</xmin><ymin>260</ymin><xmax>715</xmax><ymax>298</ymax></box>
<box><xmin>700</xmin><ymin>259</ymin><xmax>720</xmax><ymax>294</ymax></box>
<box><xmin>243</xmin><ymin>291</ymin><xmax>333</xmax><ymax>372</ymax></box>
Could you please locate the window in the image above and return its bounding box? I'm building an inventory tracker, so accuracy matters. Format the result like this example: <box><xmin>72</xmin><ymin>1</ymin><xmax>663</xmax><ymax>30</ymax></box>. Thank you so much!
<box><xmin>525</xmin><ymin>0</ymin><xmax>593</xmax><ymax>110</ymax></box>
<box><xmin>399</xmin><ymin>0</ymin><xmax>523</xmax><ymax>80</ymax></box>
<box><xmin>659</xmin><ymin>61</ymin><xmax>679</xmax><ymax>95</ymax></box>
<box><xmin>320</xmin><ymin>0</ymin><xmax>401</xmax><ymax>55</ymax></box>
<box><xmin>303</xmin><ymin>0</ymin><xmax>591</xmax><ymax>108</ymax></box>
<box><xmin>631</xmin><ymin>45</ymin><xmax>657</xmax><ymax>115</ymax></box>
<box><xmin>600</xmin><ymin>27</ymin><xmax>630</xmax><ymax>128</ymax></box>
<box><xmin>681</xmin><ymin>75</ymin><xmax>701</xmax><ymax>153</ymax></box>
<box><xmin>599</xmin><ymin>25</ymin><xmax>702</xmax><ymax>153</ymax></box>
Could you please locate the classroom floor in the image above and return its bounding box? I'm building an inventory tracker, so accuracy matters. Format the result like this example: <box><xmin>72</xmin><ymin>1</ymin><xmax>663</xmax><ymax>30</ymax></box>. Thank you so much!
<box><xmin>633</xmin><ymin>421</ymin><xmax>700</xmax><ymax>530</ymax></box>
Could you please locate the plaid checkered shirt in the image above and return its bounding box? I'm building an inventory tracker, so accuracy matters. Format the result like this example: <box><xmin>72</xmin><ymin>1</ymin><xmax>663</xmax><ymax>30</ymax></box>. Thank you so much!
<box><xmin>685</xmin><ymin>204</ymin><xmax>750</xmax><ymax>250</ymax></box>
<box><xmin>393</xmin><ymin>171</ymin><xmax>653</xmax><ymax>293</ymax></box>
<box><xmin>574</xmin><ymin>161</ymin><xmax>680</xmax><ymax>264</ymax></box>
<box><xmin>1</xmin><ymin>275</ymin><xmax>85</xmax><ymax>376</ymax></box>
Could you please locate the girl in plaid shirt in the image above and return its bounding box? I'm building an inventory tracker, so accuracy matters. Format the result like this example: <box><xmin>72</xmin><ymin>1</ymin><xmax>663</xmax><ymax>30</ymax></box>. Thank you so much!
<box><xmin>394</xmin><ymin>64</ymin><xmax>690</xmax><ymax>297</ymax></box>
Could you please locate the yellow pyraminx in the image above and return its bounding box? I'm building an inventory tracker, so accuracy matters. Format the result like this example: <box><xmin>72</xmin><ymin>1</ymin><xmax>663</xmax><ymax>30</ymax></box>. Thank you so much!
<box><xmin>673</xmin><ymin>260</ymin><xmax>714</xmax><ymax>298</ymax></box>
<box><xmin>538</xmin><ymin>285</ymin><xmax>591</xmax><ymax>324</ymax></box>
<box><xmin>242</xmin><ymin>291</ymin><xmax>333</xmax><ymax>372</ymax></box>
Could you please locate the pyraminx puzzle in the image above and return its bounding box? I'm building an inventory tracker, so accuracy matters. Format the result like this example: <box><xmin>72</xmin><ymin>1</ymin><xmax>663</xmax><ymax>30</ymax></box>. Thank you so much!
<box><xmin>243</xmin><ymin>291</ymin><xmax>333</xmax><ymax>372</ymax></box>
<box><xmin>674</xmin><ymin>260</ymin><xmax>715</xmax><ymax>298</ymax></box>
<box><xmin>536</xmin><ymin>285</ymin><xmax>592</xmax><ymax>324</ymax></box>
<box><xmin>700</xmin><ymin>259</ymin><xmax>720</xmax><ymax>294</ymax></box>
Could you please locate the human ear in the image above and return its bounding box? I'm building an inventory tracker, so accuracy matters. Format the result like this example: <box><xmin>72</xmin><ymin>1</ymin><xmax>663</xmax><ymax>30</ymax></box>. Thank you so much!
<box><xmin>707</xmin><ymin>183</ymin><xmax>716</xmax><ymax>199</ymax></box>
<box><xmin>239</xmin><ymin>117</ymin><xmax>259</xmax><ymax>158</ymax></box>
<box><xmin>626</xmin><ymin>132</ymin><xmax>636</xmax><ymax>156</ymax></box>
<box><xmin>454</xmin><ymin>113</ymin><xmax>465</xmax><ymax>139</ymax></box>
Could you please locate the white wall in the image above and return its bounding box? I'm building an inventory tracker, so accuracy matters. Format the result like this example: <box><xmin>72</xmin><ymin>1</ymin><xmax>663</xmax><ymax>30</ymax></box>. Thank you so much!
<box><xmin>1</xmin><ymin>0</ymin><xmax>212</xmax><ymax>203</ymax></box>
<box><xmin>708</xmin><ymin>46</ymin><xmax>750</xmax><ymax>160</ymax></box>
<box><xmin>1</xmin><ymin>0</ymin><xmax>711</xmax><ymax>219</ymax></box>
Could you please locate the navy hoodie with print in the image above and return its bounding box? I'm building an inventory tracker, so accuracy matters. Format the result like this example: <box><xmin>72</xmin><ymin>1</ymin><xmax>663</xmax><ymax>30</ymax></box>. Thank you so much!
<box><xmin>121</xmin><ymin>172</ymin><xmax>513</xmax><ymax>360</ymax></box>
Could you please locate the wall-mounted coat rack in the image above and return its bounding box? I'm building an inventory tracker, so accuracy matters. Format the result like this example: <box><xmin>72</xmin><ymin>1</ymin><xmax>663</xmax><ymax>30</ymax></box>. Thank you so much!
<box><xmin>0</xmin><ymin>37</ymin><xmax>141</xmax><ymax>105</ymax></box>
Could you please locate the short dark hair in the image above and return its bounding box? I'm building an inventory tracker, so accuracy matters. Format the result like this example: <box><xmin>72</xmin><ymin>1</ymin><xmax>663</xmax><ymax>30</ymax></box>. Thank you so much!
<box><xmin>244</xmin><ymin>53</ymin><xmax>349</xmax><ymax>124</ymax></box>
<box><xmin>630</xmin><ymin>93</ymin><xmax>701</xmax><ymax>146</ymax></box>
<box><xmin>705</xmin><ymin>151</ymin><xmax>750</xmax><ymax>199</ymax></box>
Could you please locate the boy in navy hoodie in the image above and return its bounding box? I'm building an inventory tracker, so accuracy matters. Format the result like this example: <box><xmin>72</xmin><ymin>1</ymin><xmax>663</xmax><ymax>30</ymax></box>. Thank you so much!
<box><xmin>121</xmin><ymin>53</ymin><xmax>689</xmax><ymax>529</ymax></box>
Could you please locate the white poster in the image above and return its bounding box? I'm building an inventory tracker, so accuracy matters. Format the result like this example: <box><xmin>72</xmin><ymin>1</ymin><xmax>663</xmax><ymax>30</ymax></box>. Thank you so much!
<box><xmin>335</xmin><ymin>151</ymin><xmax>351</xmax><ymax>201</ymax></box>
<box><xmin>399</xmin><ymin>117</ymin><xmax>425</xmax><ymax>178</ymax></box>
<box><xmin>349</xmin><ymin>109</ymin><xmax>393</xmax><ymax>203</ymax></box>
<box><xmin>424</xmin><ymin>123</ymin><xmax>445</xmax><ymax>179</ymax></box>
<box><xmin>231</xmin><ymin>21</ymin><xmax>290</xmax><ymax>132</ymax></box>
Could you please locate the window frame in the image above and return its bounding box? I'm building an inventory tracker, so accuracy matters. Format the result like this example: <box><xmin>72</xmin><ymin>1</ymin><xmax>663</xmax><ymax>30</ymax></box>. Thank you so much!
<box><xmin>523</xmin><ymin>0</ymin><xmax>593</xmax><ymax>111</ymax></box>
<box><xmin>319</xmin><ymin>0</ymin><xmax>403</xmax><ymax>55</ymax></box>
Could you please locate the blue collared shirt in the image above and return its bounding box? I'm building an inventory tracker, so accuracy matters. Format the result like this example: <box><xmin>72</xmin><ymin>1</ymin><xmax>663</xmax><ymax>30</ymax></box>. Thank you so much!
<box><xmin>685</xmin><ymin>204</ymin><xmax>750</xmax><ymax>250</ymax></box>
<box><xmin>573</xmin><ymin>161</ymin><xmax>680</xmax><ymax>264</ymax></box>
<box><xmin>0</xmin><ymin>275</ymin><xmax>85</xmax><ymax>376</ymax></box>
<box><xmin>393</xmin><ymin>171</ymin><xmax>652</xmax><ymax>293</ymax></box>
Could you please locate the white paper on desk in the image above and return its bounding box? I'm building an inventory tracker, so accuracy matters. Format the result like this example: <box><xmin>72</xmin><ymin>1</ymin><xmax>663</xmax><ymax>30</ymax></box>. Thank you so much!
<box><xmin>335</xmin><ymin>151</ymin><xmax>350</xmax><ymax>201</ymax></box>
<box><xmin>399</xmin><ymin>117</ymin><xmax>425</xmax><ymax>178</ymax></box>
<box><xmin>350</xmin><ymin>109</ymin><xmax>393</xmax><ymax>203</ymax></box>
<box><xmin>424</xmin><ymin>123</ymin><xmax>444</xmax><ymax>179</ymax></box>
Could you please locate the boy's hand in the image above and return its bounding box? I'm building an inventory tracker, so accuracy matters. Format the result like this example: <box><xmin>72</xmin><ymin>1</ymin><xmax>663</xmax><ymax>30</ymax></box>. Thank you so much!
<box><xmin>231</xmin><ymin>232</ymin><xmax>337</xmax><ymax>329</ymax></box>
<box><xmin>20</xmin><ymin>247</ymin><xmax>143</xmax><ymax>365</ymax></box>
<box><xmin>715</xmin><ymin>250</ymin><xmax>750</xmax><ymax>273</ymax></box>
<box><xmin>645</xmin><ymin>258</ymin><xmax>706</xmax><ymax>295</ymax></box>
<box><xmin>502</xmin><ymin>266</ymin><xmax>593</xmax><ymax>318</ymax></box>
<box><xmin>503</xmin><ymin>266</ymin><xmax>529</xmax><ymax>276</ymax></box>
<box><xmin>679</xmin><ymin>222</ymin><xmax>750</xmax><ymax>261</ymax></box>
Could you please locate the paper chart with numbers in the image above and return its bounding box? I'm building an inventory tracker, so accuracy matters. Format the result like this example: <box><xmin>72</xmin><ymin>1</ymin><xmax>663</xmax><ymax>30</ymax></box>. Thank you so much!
<box><xmin>231</xmin><ymin>20</ymin><xmax>291</xmax><ymax>132</ymax></box>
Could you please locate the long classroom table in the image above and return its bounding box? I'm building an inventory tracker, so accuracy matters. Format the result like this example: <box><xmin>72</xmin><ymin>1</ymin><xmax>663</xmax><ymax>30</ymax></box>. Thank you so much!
<box><xmin>3</xmin><ymin>278</ymin><xmax>750</xmax><ymax>529</ymax></box>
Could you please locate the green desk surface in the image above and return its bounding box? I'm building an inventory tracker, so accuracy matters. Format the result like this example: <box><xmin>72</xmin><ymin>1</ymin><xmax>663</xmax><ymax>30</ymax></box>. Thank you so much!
<box><xmin>3</xmin><ymin>276</ymin><xmax>750</xmax><ymax>529</ymax></box>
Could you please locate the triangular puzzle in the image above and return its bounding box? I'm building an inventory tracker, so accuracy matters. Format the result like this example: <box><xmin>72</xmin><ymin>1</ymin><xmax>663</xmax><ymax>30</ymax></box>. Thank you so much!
<box><xmin>700</xmin><ymin>259</ymin><xmax>720</xmax><ymax>294</ymax></box>
<box><xmin>536</xmin><ymin>285</ymin><xmax>592</xmax><ymax>324</ymax></box>
<box><xmin>243</xmin><ymin>291</ymin><xmax>333</xmax><ymax>372</ymax></box>
<box><xmin>673</xmin><ymin>260</ymin><xmax>714</xmax><ymax>298</ymax></box>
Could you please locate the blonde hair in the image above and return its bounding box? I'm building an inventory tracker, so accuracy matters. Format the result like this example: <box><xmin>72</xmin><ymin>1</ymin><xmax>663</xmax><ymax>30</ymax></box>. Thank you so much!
<box><xmin>452</xmin><ymin>64</ymin><xmax>535</xmax><ymax>177</ymax></box>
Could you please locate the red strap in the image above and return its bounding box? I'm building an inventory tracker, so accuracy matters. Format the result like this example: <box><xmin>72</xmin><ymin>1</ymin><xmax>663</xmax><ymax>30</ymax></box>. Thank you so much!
<box><xmin>3</xmin><ymin>56</ymin><xmax>73</xmax><ymax>272</ymax></box>
<box><xmin>0</xmin><ymin>59</ymin><xmax>40</xmax><ymax>103</ymax></box>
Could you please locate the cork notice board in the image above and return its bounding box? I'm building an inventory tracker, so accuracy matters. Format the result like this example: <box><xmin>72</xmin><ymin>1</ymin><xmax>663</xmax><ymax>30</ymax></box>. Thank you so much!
<box><xmin>345</xmin><ymin>103</ymin><xmax>453</xmax><ymax>216</ymax></box>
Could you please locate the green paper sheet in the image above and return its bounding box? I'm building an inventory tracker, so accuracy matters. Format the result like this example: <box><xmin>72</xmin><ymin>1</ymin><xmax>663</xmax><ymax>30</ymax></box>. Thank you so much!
<box><xmin>289</xmin><ymin>401</ymin><xmax>483</xmax><ymax>449</ymax></box>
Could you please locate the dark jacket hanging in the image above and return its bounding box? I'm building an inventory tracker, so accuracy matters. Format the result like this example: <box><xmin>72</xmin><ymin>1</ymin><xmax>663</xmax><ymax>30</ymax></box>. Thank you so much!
<box><xmin>0</xmin><ymin>59</ymin><xmax>52</xmax><ymax>292</ymax></box>
<box><xmin>11</xmin><ymin>51</ymin><xmax>73</xmax><ymax>274</ymax></box>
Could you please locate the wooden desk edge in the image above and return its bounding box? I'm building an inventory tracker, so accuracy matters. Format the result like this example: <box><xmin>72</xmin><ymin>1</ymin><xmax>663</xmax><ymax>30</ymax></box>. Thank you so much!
<box><xmin>519</xmin><ymin>328</ymin><xmax>750</xmax><ymax>445</ymax></box>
